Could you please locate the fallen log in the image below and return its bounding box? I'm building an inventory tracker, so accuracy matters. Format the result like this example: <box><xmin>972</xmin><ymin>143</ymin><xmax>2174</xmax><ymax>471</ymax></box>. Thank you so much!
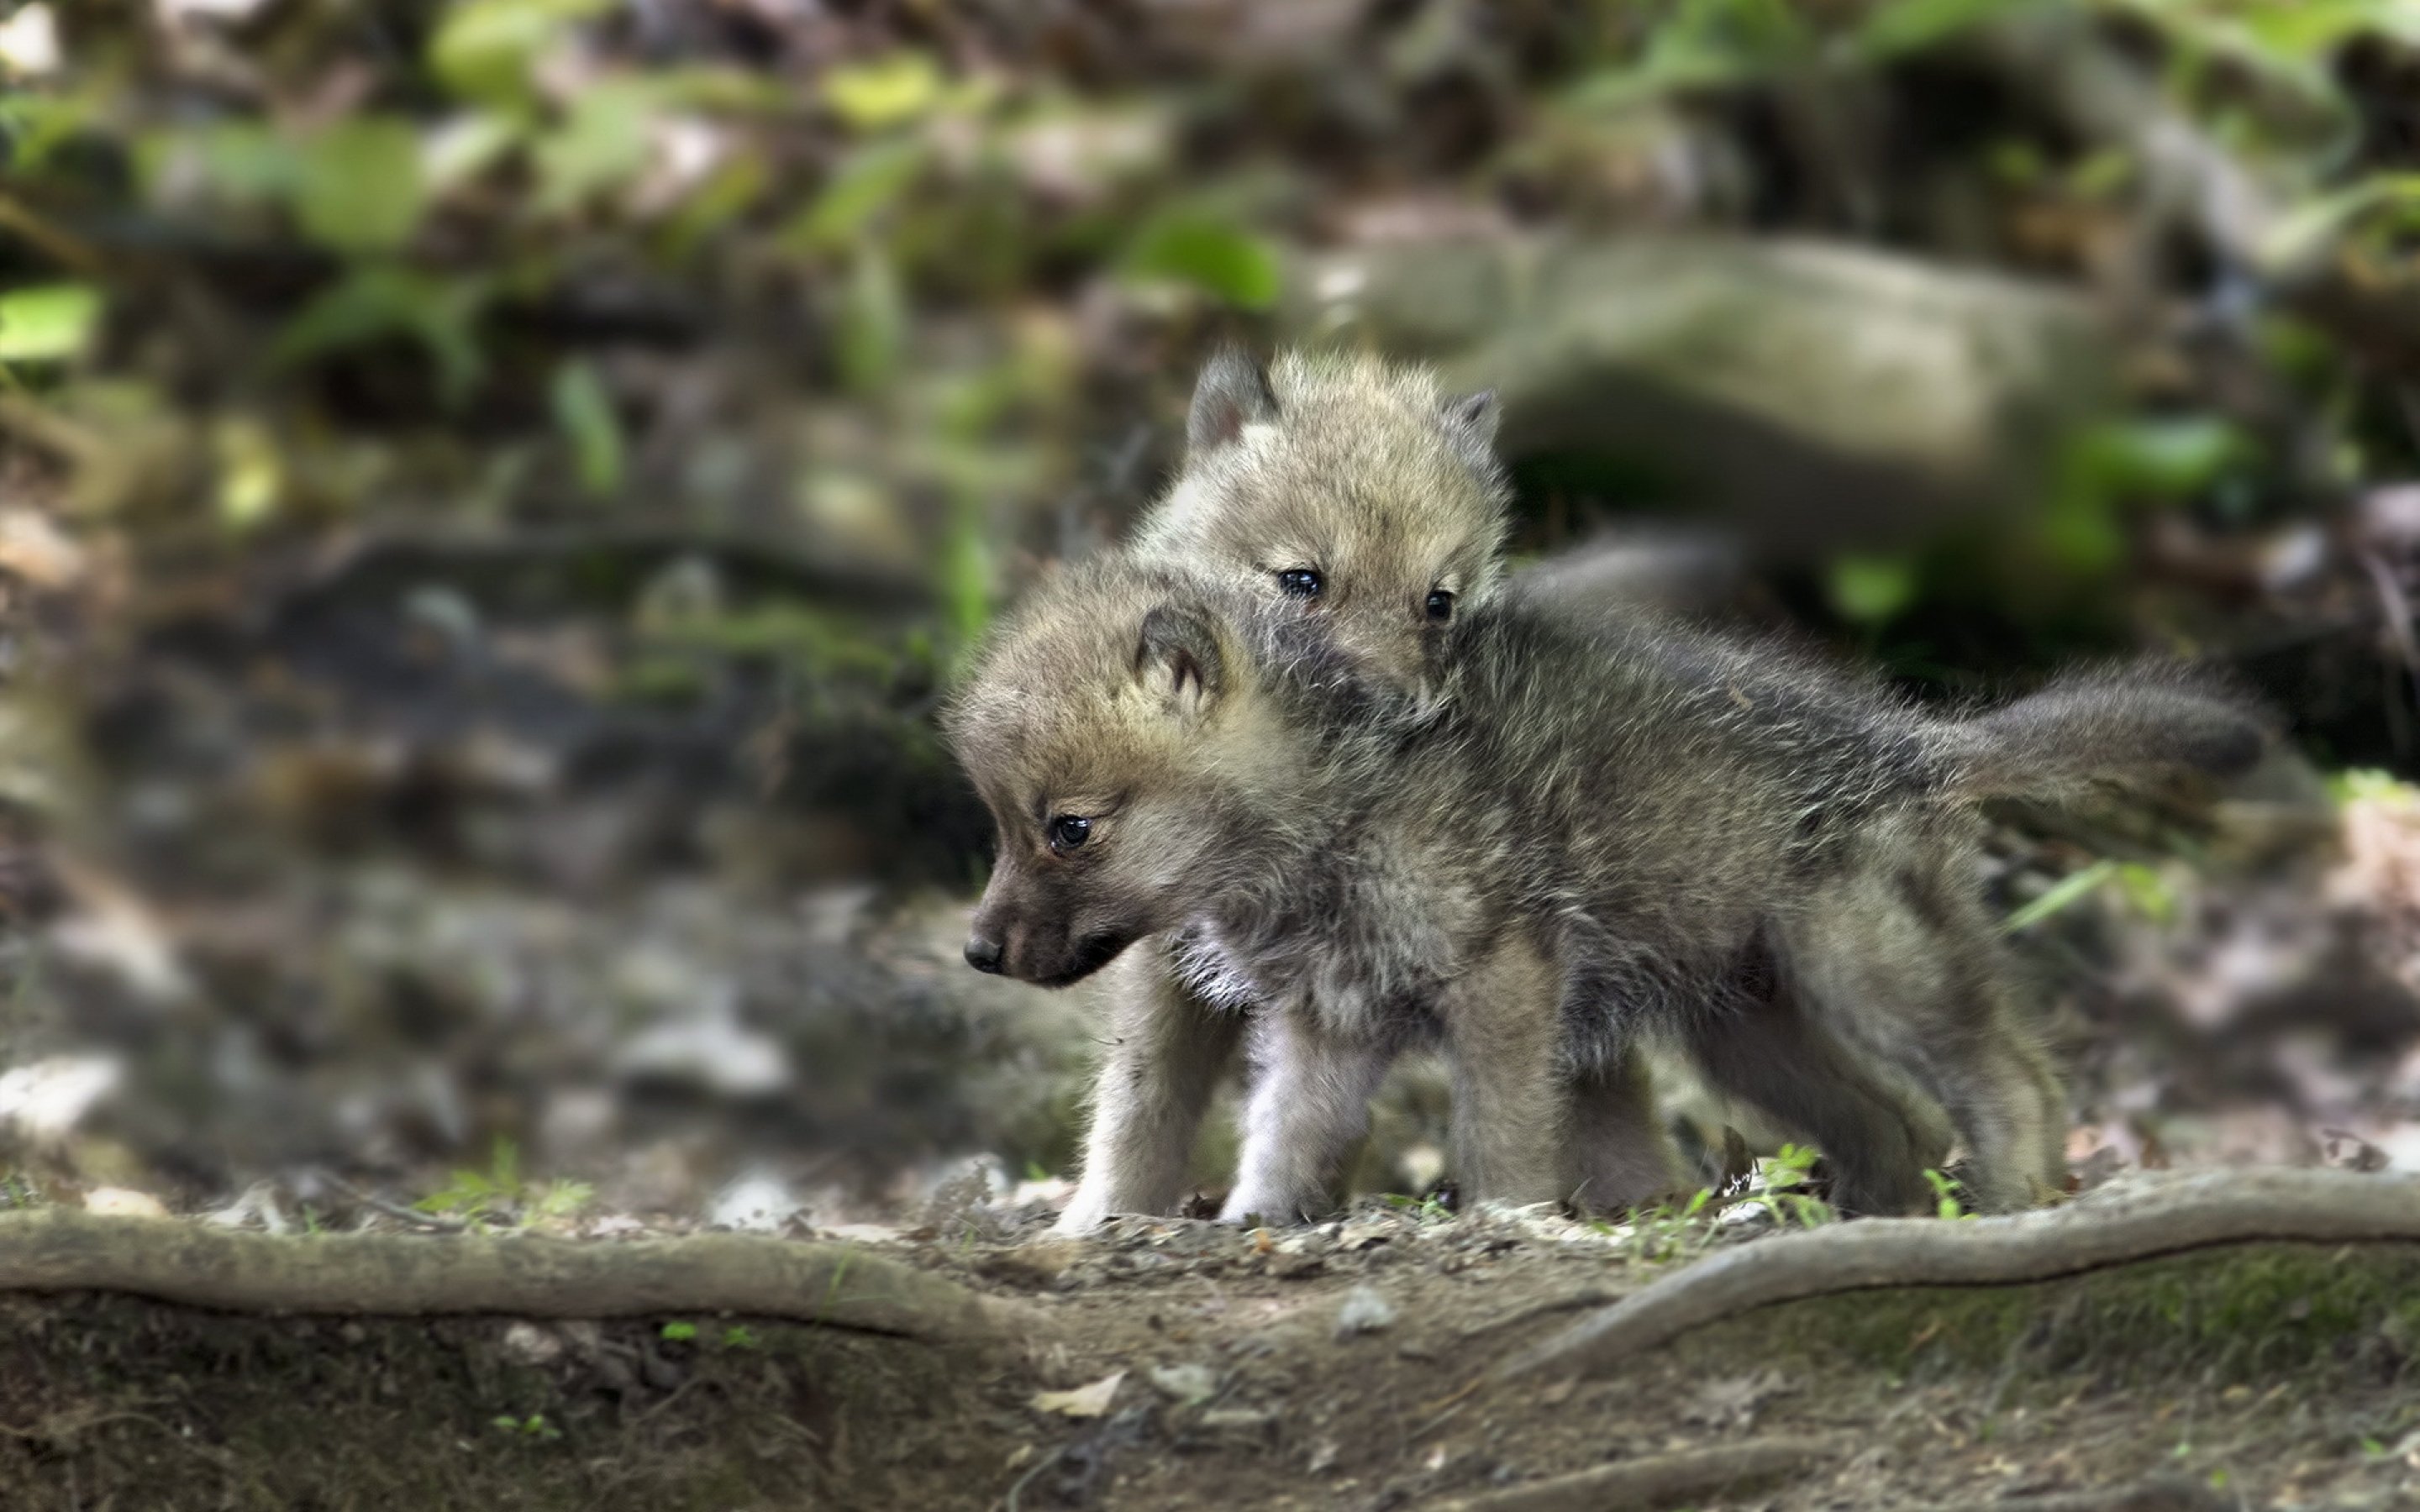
<box><xmin>1290</xmin><ymin>234</ymin><xmax>2115</xmax><ymax>558</ymax></box>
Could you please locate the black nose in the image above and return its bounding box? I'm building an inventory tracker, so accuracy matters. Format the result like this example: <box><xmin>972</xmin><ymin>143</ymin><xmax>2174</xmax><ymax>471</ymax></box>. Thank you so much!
<box><xmin>964</xmin><ymin>936</ymin><xmax>1005</xmax><ymax>974</ymax></box>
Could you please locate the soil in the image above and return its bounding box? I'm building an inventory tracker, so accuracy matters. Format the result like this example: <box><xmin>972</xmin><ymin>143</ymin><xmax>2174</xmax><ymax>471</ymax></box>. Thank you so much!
<box><xmin>6</xmin><ymin>1188</ymin><xmax>2420</xmax><ymax>1511</ymax></box>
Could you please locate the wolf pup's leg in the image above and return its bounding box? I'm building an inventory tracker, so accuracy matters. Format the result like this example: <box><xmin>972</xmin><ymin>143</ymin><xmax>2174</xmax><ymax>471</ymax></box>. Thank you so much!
<box><xmin>1678</xmin><ymin>959</ymin><xmax>1944</xmax><ymax>1217</ymax></box>
<box><xmin>1566</xmin><ymin>1047</ymin><xmax>1681</xmax><ymax>1212</ymax></box>
<box><xmin>1439</xmin><ymin>931</ymin><xmax>1570</xmax><ymax>1209</ymax></box>
<box><xmin>1054</xmin><ymin>940</ymin><xmax>1245</xmax><ymax>1236</ymax></box>
<box><xmin>1786</xmin><ymin>869</ymin><xmax>2067</xmax><ymax>1213</ymax></box>
<box><xmin>1221</xmin><ymin>1007</ymin><xmax>1395</xmax><ymax>1225</ymax></box>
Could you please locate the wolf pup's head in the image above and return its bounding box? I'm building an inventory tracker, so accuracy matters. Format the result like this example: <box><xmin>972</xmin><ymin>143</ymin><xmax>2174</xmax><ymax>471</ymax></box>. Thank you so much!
<box><xmin>1133</xmin><ymin>349</ymin><xmax>1508</xmax><ymax>705</ymax></box>
<box><xmin>944</xmin><ymin>560</ymin><xmax>1299</xmax><ymax>987</ymax></box>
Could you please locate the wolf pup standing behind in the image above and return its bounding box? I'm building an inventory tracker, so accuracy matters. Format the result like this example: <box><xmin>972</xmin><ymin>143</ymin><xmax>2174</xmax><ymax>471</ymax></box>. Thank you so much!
<box><xmin>947</xmin><ymin>549</ymin><xmax>2265</xmax><ymax>1224</ymax></box>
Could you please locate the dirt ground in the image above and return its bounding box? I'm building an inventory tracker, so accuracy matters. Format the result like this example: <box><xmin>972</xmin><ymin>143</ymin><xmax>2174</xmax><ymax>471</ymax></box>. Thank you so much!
<box><xmin>7</xmin><ymin>1183</ymin><xmax>2420</xmax><ymax>1512</ymax></box>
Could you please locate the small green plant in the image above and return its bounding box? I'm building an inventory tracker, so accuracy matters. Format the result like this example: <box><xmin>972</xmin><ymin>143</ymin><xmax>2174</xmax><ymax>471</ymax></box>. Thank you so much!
<box><xmin>414</xmin><ymin>1138</ymin><xmax>595</xmax><ymax>1230</ymax></box>
<box><xmin>1761</xmin><ymin>1142</ymin><xmax>1819</xmax><ymax>1184</ymax></box>
<box><xmin>1619</xmin><ymin>1186</ymin><xmax>1719</xmax><ymax>1264</ymax></box>
<box><xmin>2333</xmin><ymin>768</ymin><xmax>2418</xmax><ymax>806</ymax></box>
<box><xmin>2113</xmin><ymin>862</ymin><xmax>2181</xmax><ymax>926</ymax></box>
<box><xmin>2002</xmin><ymin>859</ymin><xmax>2120</xmax><ymax>933</ymax></box>
<box><xmin>660</xmin><ymin>1321</ymin><xmax>698</xmax><ymax>1342</ymax></box>
<box><xmin>1748</xmin><ymin>1144</ymin><xmax>1835</xmax><ymax>1229</ymax></box>
<box><xmin>491</xmin><ymin>1413</ymin><xmax>561</xmax><ymax>1441</ymax></box>
<box><xmin>1380</xmin><ymin>1192</ymin><xmax>1455</xmax><ymax>1222</ymax></box>
<box><xmin>1923</xmin><ymin>1168</ymin><xmax>1975</xmax><ymax>1221</ymax></box>
<box><xmin>721</xmin><ymin>1326</ymin><xmax>759</xmax><ymax>1350</ymax></box>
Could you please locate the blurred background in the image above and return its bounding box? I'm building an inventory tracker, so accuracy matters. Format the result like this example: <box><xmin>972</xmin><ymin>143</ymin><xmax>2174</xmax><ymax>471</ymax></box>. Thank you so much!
<box><xmin>3</xmin><ymin>0</ymin><xmax>2420</xmax><ymax>1232</ymax></box>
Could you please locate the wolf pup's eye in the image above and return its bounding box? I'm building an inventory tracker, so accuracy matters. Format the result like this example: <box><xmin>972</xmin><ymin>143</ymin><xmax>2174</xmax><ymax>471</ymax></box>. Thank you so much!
<box><xmin>1276</xmin><ymin>569</ymin><xmax>1323</xmax><ymax>599</ymax></box>
<box><xmin>1047</xmin><ymin>815</ymin><xmax>1093</xmax><ymax>853</ymax></box>
<box><xmin>1424</xmin><ymin>589</ymin><xmax>1456</xmax><ymax>622</ymax></box>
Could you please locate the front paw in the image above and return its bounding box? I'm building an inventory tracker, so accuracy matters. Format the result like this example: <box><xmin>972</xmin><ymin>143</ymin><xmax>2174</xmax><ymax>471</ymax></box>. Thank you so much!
<box><xmin>1049</xmin><ymin>1186</ymin><xmax>1113</xmax><ymax>1236</ymax></box>
<box><xmin>1217</xmin><ymin>1188</ymin><xmax>1317</xmax><ymax>1226</ymax></box>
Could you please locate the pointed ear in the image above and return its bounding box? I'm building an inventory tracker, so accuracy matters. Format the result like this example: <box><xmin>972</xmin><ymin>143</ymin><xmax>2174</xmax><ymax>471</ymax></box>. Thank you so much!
<box><xmin>1187</xmin><ymin>349</ymin><xmax>1278</xmax><ymax>457</ymax></box>
<box><xmin>1135</xmin><ymin>605</ymin><xmax>1224</xmax><ymax>720</ymax></box>
<box><xmin>1438</xmin><ymin>387</ymin><xmax>1500</xmax><ymax>474</ymax></box>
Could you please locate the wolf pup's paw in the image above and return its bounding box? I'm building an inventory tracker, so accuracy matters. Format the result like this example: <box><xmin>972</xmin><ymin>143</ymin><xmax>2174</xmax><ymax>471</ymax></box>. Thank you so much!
<box><xmin>1049</xmin><ymin>1187</ymin><xmax>1114</xmax><ymax>1236</ymax></box>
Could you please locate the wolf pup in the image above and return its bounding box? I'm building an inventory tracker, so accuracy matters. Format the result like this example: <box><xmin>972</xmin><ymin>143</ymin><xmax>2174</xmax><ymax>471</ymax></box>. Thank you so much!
<box><xmin>948</xmin><ymin>556</ymin><xmax>2265</xmax><ymax>1225</ymax></box>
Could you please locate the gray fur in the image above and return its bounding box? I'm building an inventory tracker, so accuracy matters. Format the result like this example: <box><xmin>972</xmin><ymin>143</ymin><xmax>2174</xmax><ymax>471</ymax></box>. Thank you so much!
<box><xmin>1133</xmin><ymin>349</ymin><xmax>1512</xmax><ymax>704</ymax></box>
<box><xmin>1186</xmin><ymin>348</ymin><xmax>1280</xmax><ymax>456</ymax></box>
<box><xmin>946</xmin><ymin>556</ymin><xmax>2269</xmax><ymax>1224</ymax></box>
<box><xmin>1939</xmin><ymin>664</ymin><xmax>2267</xmax><ymax>805</ymax></box>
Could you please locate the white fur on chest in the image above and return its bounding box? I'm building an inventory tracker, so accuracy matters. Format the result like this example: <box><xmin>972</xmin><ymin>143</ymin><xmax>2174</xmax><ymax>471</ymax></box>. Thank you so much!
<box><xmin>1181</xmin><ymin>830</ymin><xmax>1486</xmax><ymax>1037</ymax></box>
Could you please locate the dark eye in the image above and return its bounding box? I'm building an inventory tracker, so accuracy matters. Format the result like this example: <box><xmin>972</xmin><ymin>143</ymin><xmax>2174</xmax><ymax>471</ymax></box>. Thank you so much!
<box><xmin>1276</xmin><ymin>569</ymin><xmax>1323</xmax><ymax>599</ymax></box>
<box><xmin>1047</xmin><ymin>815</ymin><xmax>1092</xmax><ymax>853</ymax></box>
<box><xmin>1424</xmin><ymin>590</ymin><xmax>1455</xmax><ymax>622</ymax></box>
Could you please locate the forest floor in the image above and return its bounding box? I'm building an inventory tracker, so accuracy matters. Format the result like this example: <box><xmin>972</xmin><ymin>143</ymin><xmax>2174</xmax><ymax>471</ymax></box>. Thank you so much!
<box><xmin>6</xmin><ymin>1179</ymin><xmax>2420</xmax><ymax>1512</ymax></box>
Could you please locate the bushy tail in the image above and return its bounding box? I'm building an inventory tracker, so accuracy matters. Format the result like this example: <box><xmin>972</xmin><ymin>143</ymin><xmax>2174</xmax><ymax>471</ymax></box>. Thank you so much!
<box><xmin>1932</xmin><ymin>664</ymin><xmax>2269</xmax><ymax>806</ymax></box>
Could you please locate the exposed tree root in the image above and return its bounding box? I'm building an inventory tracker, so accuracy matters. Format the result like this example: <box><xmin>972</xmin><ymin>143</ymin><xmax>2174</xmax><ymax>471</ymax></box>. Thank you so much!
<box><xmin>0</xmin><ymin>1210</ymin><xmax>1034</xmax><ymax>1344</ymax></box>
<box><xmin>1425</xmin><ymin>1437</ymin><xmax>1836</xmax><ymax>1512</ymax></box>
<box><xmin>1502</xmin><ymin>1169</ymin><xmax>2420</xmax><ymax>1381</ymax></box>
<box><xmin>1896</xmin><ymin>1476</ymin><xmax>2233</xmax><ymax>1512</ymax></box>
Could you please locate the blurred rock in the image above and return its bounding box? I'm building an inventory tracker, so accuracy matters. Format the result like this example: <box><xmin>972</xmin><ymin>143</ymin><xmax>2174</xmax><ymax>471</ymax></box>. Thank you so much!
<box><xmin>1334</xmin><ymin>1285</ymin><xmax>1397</xmax><ymax>1338</ymax></box>
<box><xmin>616</xmin><ymin>1011</ymin><xmax>793</xmax><ymax>1100</ymax></box>
<box><xmin>1295</xmin><ymin>234</ymin><xmax>2115</xmax><ymax>559</ymax></box>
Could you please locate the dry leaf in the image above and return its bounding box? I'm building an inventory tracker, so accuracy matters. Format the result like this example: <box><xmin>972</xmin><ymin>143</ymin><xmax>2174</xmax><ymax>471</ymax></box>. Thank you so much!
<box><xmin>1029</xmin><ymin>1371</ymin><xmax>1123</xmax><ymax>1418</ymax></box>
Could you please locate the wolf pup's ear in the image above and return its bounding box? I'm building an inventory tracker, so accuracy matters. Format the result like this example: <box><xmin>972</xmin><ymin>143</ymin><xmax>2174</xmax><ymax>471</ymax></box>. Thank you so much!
<box><xmin>1135</xmin><ymin>605</ymin><xmax>1224</xmax><ymax>720</ymax></box>
<box><xmin>1187</xmin><ymin>349</ymin><xmax>1278</xmax><ymax>456</ymax></box>
<box><xmin>1438</xmin><ymin>388</ymin><xmax>1500</xmax><ymax>474</ymax></box>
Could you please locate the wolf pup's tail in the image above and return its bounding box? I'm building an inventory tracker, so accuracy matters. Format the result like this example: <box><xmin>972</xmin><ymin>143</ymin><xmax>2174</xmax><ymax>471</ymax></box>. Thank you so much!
<box><xmin>1932</xmin><ymin>665</ymin><xmax>2269</xmax><ymax>806</ymax></box>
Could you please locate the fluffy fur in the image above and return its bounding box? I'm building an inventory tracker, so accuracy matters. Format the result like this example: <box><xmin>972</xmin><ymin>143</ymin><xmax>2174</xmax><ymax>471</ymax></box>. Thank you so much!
<box><xmin>1128</xmin><ymin>348</ymin><xmax>1511</xmax><ymax>706</ymax></box>
<box><xmin>946</xmin><ymin>555</ymin><xmax>2268</xmax><ymax>1225</ymax></box>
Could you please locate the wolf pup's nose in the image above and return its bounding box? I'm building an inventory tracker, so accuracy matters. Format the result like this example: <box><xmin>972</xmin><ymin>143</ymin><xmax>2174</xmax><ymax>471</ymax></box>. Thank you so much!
<box><xmin>964</xmin><ymin>936</ymin><xmax>1006</xmax><ymax>974</ymax></box>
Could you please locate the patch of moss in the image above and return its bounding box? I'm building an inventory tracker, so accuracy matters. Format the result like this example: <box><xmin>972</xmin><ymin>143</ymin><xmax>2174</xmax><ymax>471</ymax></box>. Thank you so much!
<box><xmin>1697</xmin><ymin>1242</ymin><xmax>2420</xmax><ymax>1389</ymax></box>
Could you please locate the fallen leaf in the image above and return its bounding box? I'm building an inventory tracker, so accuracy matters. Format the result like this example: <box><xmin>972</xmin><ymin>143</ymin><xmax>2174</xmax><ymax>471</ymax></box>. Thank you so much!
<box><xmin>1030</xmin><ymin>1371</ymin><xmax>1123</xmax><ymax>1418</ymax></box>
